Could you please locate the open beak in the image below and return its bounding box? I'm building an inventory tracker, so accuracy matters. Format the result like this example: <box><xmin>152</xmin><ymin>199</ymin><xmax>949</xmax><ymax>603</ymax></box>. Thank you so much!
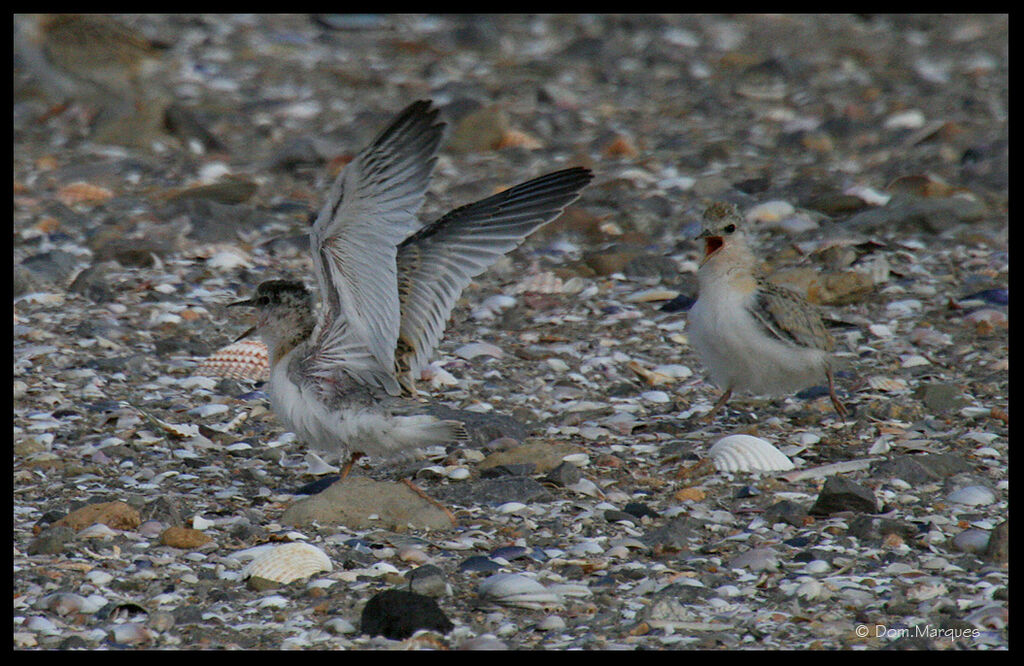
<box><xmin>232</xmin><ymin>324</ymin><xmax>258</xmax><ymax>343</ymax></box>
<box><xmin>227</xmin><ymin>297</ymin><xmax>257</xmax><ymax>341</ymax></box>
<box><xmin>696</xmin><ymin>229</ymin><xmax>724</xmax><ymax>261</ymax></box>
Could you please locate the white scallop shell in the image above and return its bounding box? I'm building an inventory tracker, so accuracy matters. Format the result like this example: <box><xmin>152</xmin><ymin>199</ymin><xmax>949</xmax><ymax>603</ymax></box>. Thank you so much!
<box><xmin>866</xmin><ymin>376</ymin><xmax>910</xmax><ymax>392</ymax></box>
<box><xmin>478</xmin><ymin>573</ymin><xmax>563</xmax><ymax>610</ymax></box>
<box><xmin>241</xmin><ymin>542</ymin><xmax>333</xmax><ymax>584</ymax></box>
<box><xmin>195</xmin><ymin>339</ymin><xmax>270</xmax><ymax>381</ymax></box>
<box><xmin>946</xmin><ymin>485</ymin><xmax>996</xmax><ymax>507</ymax></box>
<box><xmin>708</xmin><ymin>435</ymin><xmax>795</xmax><ymax>473</ymax></box>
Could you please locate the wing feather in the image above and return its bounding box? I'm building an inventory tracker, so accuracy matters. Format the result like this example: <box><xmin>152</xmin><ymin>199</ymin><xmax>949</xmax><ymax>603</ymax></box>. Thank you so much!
<box><xmin>394</xmin><ymin>167</ymin><xmax>593</xmax><ymax>386</ymax></box>
<box><xmin>308</xmin><ymin>101</ymin><xmax>445</xmax><ymax>392</ymax></box>
<box><xmin>750</xmin><ymin>279</ymin><xmax>835</xmax><ymax>352</ymax></box>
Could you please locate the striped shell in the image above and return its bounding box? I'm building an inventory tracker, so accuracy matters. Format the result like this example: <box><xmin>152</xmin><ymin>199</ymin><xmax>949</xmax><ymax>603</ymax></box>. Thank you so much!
<box><xmin>866</xmin><ymin>376</ymin><xmax>910</xmax><ymax>392</ymax></box>
<box><xmin>195</xmin><ymin>339</ymin><xmax>269</xmax><ymax>381</ymax></box>
<box><xmin>241</xmin><ymin>542</ymin><xmax>333</xmax><ymax>584</ymax></box>
<box><xmin>478</xmin><ymin>573</ymin><xmax>563</xmax><ymax>611</ymax></box>
<box><xmin>708</xmin><ymin>435</ymin><xmax>795</xmax><ymax>473</ymax></box>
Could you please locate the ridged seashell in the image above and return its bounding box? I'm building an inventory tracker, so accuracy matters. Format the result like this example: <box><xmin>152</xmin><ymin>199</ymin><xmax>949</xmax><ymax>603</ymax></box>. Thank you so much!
<box><xmin>478</xmin><ymin>573</ymin><xmax>563</xmax><ymax>610</ymax></box>
<box><xmin>57</xmin><ymin>181</ymin><xmax>114</xmax><ymax>206</ymax></box>
<box><xmin>512</xmin><ymin>271</ymin><xmax>564</xmax><ymax>294</ymax></box>
<box><xmin>866</xmin><ymin>376</ymin><xmax>910</xmax><ymax>393</ymax></box>
<box><xmin>708</xmin><ymin>435</ymin><xmax>795</xmax><ymax>473</ymax></box>
<box><xmin>946</xmin><ymin>485</ymin><xmax>996</xmax><ymax>506</ymax></box>
<box><xmin>241</xmin><ymin>542</ymin><xmax>333</xmax><ymax>584</ymax></box>
<box><xmin>195</xmin><ymin>339</ymin><xmax>270</xmax><ymax>381</ymax></box>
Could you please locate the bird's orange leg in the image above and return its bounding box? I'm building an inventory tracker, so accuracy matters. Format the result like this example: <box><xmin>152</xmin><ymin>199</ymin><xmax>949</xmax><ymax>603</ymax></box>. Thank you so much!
<box><xmin>337</xmin><ymin>452</ymin><xmax>365</xmax><ymax>482</ymax></box>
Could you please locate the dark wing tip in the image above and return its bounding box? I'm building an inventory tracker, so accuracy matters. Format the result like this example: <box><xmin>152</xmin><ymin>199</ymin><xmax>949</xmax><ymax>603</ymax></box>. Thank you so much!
<box><xmin>375</xmin><ymin>99</ymin><xmax>447</xmax><ymax>145</ymax></box>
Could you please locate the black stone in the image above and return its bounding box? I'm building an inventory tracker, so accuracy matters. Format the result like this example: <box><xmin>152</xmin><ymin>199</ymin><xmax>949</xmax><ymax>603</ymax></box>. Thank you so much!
<box><xmin>623</xmin><ymin>502</ymin><xmax>660</xmax><ymax>520</ymax></box>
<box><xmin>360</xmin><ymin>589</ymin><xmax>453</xmax><ymax>640</ymax></box>
<box><xmin>809</xmin><ymin>476</ymin><xmax>878</xmax><ymax>515</ymax></box>
<box><xmin>764</xmin><ymin>500</ymin><xmax>808</xmax><ymax>527</ymax></box>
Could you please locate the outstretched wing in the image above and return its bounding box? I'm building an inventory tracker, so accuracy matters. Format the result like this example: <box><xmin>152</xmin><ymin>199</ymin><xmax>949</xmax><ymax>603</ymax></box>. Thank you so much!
<box><xmin>308</xmin><ymin>100</ymin><xmax>445</xmax><ymax>393</ymax></box>
<box><xmin>751</xmin><ymin>279</ymin><xmax>835</xmax><ymax>352</ymax></box>
<box><xmin>394</xmin><ymin>167</ymin><xmax>593</xmax><ymax>388</ymax></box>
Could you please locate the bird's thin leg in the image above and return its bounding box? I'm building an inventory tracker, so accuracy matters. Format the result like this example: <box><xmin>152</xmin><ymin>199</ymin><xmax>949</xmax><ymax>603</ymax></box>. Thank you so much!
<box><xmin>337</xmin><ymin>452</ymin><xmax>365</xmax><ymax>482</ymax></box>
<box><xmin>701</xmin><ymin>388</ymin><xmax>733</xmax><ymax>423</ymax></box>
<box><xmin>401</xmin><ymin>478</ymin><xmax>456</xmax><ymax>525</ymax></box>
<box><xmin>826</xmin><ymin>368</ymin><xmax>848</xmax><ymax>420</ymax></box>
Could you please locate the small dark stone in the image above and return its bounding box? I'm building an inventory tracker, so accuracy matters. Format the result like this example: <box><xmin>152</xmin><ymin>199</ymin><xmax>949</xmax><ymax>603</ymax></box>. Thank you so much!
<box><xmin>175</xmin><ymin>605</ymin><xmax>205</xmax><ymax>626</ymax></box>
<box><xmin>544</xmin><ymin>461</ymin><xmax>581</xmax><ymax>487</ymax></box>
<box><xmin>360</xmin><ymin>589</ymin><xmax>453</xmax><ymax>640</ymax></box>
<box><xmin>269</xmin><ymin>136</ymin><xmax>325</xmax><ymax>172</ymax></box>
<box><xmin>659</xmin><ymin>293</ymin><xmax>696</xmax><ymax>312</ymax></box>
<box><xmin>623</xmin><ymin>502</ymin><xmax>660</xmax><ymax>520</ymax></box>
<box><xmin>21</xmin><ymin>250</ymin><xmax>82</xmax><ymax>285</ymax></box>
<box><xmin>293</xmin><ymin>475</ymin><xmax>341</xmax><ymax>495</ymax></box>
<box><xmin>622</xmin><ymin>254</ymin><xmax>679</xmax><ymax>283</ymax></box>
<box><xmin>480</xmin><ymin>463</ymin><xmax>536</xmax><ymax>478</ymax></box>
<box><xmin>642</xmin><ymin>516</ymin><xmax>703</xmax><ymax>551</ymax></box>
<box><xmin>809</xmin><ymin>476</ymin><xmax>878</xmax><ymax>515</ymax></box>
<box><xmin>733</xmin><ymin>175</ymin><xmax>771</xmax><ymax>194</ymax></box>
<box><xmin>782</xmin><ymin>535</ymin><xmax>813</xmax><ymax>548</ymax></box>
<box><xmin>27</xmin><ymin>526</ymin><xmax>76</xmax><ymax>555</ymax></box>
<box><xmin>458</xmin><ymin>555</ymin><xmax>502</xmax><ymax>573</ymax></box>
<box><xmin>438</xmin><ymin>475</ymin><xmax>551</xmax><ymax>507</ymax></box>
<box><xmin>58</xmin><ymin>634</ymin><xmax>90</xmax><ymax>649</ymax></box>
<box><xmin>163</xmin><ymin>102</ymin><xmax>225</xmax><ymax>151</ymax></box>
<box><xmin>764</xmin><ymin>500</ymin><xmax>808</xmax><ymax>527</ymax></box>
<box><xmin>247</xmin><ymin>576</ymin><xmax>281</xmax><ymax>592</ymax></box>
<box><xmin>871</xmin><ymin>454</ymin><xmax>971</xmax><ymax>484</ymax></box>
<box><xmin>604</xmin><ymin>510</ymin><xmax>637</xmax><ymax>523</ymax></box>
<box><xmin>425</xmin><ymin>405</ymin><xmax>531</xmax><ymax>447</ymax></box>
<box><xmin>406</xmin><ymin>564</ymin><xmax>448</xmax><ymax>597</ymax></box>
<box><xmin>490</xmin><ymin>545</ymin><xmax>530</xmax><ymax>561</ymax></box>
<box><xmin>846</xmin><ymin>516</ymin><xmax>919</xmax><ymax>543</ymax></box>
<box><xmin>915</xmin><ymin>382</ymin><xmax>965</xmax><ymax>413</ymax></box>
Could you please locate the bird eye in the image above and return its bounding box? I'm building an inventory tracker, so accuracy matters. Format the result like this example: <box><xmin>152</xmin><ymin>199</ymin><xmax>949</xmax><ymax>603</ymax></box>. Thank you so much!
<box><xmin>723</xmin><ymin>224</ymin><xmax>736</xmax><ymax>234</ymax></box>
